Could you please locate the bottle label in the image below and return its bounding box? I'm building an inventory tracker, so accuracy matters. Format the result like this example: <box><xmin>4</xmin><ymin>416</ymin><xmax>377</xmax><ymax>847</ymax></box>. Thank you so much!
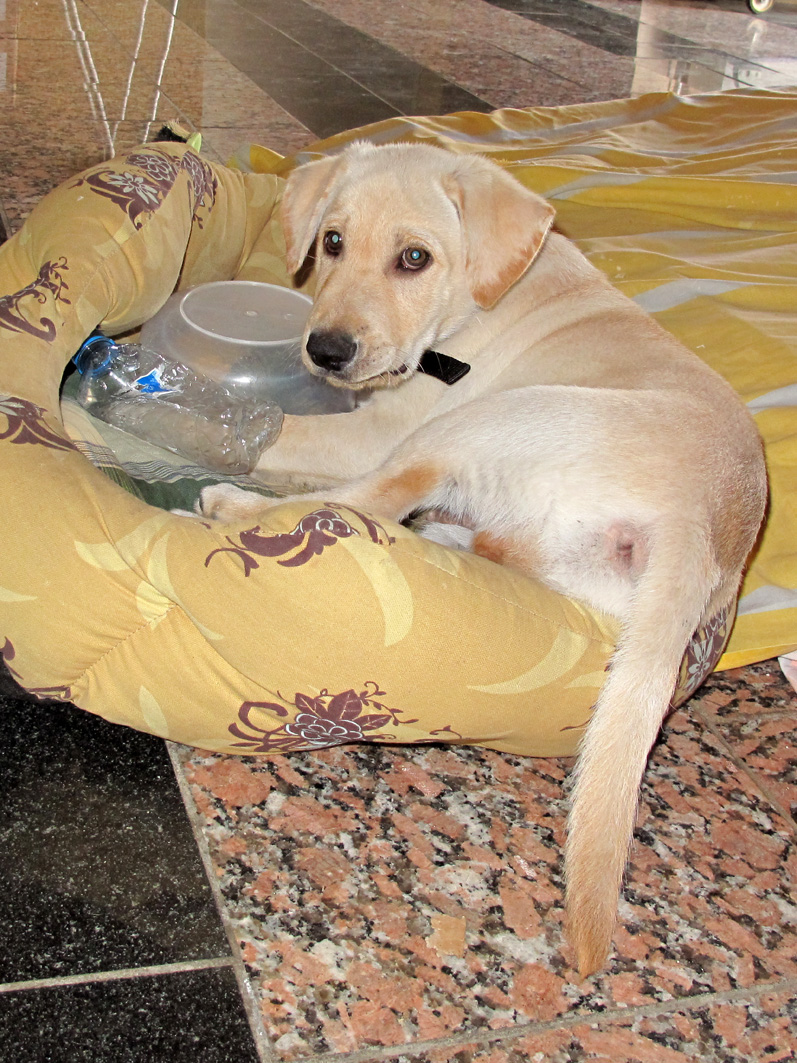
<box><xmin>135</xmin><ymin>368</ymin><xmax>173</xmax><ymax>394</ymax></box>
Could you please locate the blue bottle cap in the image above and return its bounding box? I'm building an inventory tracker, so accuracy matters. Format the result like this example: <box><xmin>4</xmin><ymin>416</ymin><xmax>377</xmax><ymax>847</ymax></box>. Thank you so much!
<box><xmin>73</xmin><ymin>331</ymin><xmax>117</xmax><ymax>374</ymax></box>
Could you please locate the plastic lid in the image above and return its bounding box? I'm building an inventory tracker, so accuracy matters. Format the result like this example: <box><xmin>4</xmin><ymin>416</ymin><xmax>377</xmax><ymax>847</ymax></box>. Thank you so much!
<box><xmin>179</xmin><ymin>281</ymin><xmax>311</xmax><ymax>347</ymax></box>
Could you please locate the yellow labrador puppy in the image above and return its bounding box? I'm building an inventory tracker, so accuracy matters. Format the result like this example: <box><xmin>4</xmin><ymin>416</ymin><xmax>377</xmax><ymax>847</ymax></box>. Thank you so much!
<box><xmin>199</xmin><ymin>143</ymin><xmax>767</xmax><ymax>976</ymax></box>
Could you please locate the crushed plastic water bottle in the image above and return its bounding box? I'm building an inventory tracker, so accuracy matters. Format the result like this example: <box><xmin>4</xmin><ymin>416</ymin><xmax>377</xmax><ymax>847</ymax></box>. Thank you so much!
<box><xmin>73</xmin><ymin>332</ymin><xmax>283</xmax><ymax>475</ymax></box>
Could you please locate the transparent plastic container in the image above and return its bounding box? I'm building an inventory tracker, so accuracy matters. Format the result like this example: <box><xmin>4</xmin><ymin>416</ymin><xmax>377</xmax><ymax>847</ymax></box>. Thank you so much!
<box><xmin>74</xmin><ymin>334</ymin><xmax>283</xmax><ymax>475</ymax></box>
<box><xmin>140</xmin><ymin>280</ymin><xmax>356</xmax><ymax>415</ymax></box>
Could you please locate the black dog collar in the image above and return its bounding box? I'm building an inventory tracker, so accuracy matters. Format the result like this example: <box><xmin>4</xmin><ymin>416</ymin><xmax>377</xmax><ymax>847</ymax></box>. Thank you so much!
<box><xmin>418</xmin><ymin>349</ymin><xmax>471</xmax><ymax>385</ymax></box>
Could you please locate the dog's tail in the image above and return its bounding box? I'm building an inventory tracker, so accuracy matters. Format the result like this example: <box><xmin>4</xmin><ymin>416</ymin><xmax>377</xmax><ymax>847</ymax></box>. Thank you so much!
<box><xmin>564</xmin><ymin>519</ymin><xmax>732</xmax><ymax>977</ymax></box>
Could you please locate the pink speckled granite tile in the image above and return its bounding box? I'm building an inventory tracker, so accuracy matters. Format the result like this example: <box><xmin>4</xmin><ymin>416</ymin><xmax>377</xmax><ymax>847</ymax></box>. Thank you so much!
<box><xmin>717</xmin><ymin>713</ymin><xmax>797</xmax><ymax>823</ymax></box>
<box><xmin>691</xmin><ymin>663</ymin><xmax>797</xmax><ymax>828</ymax></box>
<box><xmin>176</xmin><ymin>743</ymin><xmax>569</xmax><ymax>1057</ymax></box>
<box><xmin>696</xmin><ymin>661</ymin><xmax>797</xmax><ymax>718</ymax></box>
<box><xmin>173</xmin><ymin>681</ymin><xmax>797</xmax><ymax>1060</ymax></box>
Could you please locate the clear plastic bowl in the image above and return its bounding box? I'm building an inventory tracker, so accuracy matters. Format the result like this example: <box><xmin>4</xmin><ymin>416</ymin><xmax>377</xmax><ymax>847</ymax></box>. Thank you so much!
<box><xmin>140</xmin><ymin>280</ymin><xmax>356</xmax><ymax>415</ymax></box>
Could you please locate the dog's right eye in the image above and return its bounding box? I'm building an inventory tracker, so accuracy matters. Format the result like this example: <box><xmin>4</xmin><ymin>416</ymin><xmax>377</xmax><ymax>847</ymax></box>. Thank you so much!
<box><xmin>323</xmin><ymin>230</ymin><xmax>343</xmax><ymax>256</ymax></box>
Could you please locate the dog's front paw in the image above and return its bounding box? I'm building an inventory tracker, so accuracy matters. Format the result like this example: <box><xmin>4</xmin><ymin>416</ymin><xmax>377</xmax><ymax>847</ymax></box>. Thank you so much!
<box><xmin>198</xmin><ymin>483</ymin><xmax>274</xmax><ymax>522</ymax></box>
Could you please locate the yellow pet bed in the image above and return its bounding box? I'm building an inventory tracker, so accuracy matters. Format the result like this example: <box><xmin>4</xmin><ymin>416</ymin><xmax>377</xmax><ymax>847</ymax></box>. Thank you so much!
<box><xmin>0</xmin><ymin>89</ymin><xmax>795</xmax><ymax>757</ymax></box>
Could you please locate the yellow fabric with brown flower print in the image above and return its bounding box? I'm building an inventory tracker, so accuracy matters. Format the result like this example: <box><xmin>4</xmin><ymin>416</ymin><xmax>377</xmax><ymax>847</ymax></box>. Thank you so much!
<box><xmin>0</xmin><ymin>88</ymin><xmax>794</xmax><ymax>760</ymax></box>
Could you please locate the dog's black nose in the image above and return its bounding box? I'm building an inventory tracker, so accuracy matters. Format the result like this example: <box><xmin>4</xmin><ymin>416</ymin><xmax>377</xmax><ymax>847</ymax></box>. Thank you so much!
<box><xmin>305</xmin><ymin>329</ymin><xmax>357</xmax><ymax>373</ymax></box>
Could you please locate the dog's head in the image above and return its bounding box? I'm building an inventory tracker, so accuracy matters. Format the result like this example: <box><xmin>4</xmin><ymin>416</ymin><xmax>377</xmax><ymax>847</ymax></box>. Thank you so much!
<box><xmin>280</xmin><ymin>142</ymin><xmax>555</xmax><ymax>389</ymax></box>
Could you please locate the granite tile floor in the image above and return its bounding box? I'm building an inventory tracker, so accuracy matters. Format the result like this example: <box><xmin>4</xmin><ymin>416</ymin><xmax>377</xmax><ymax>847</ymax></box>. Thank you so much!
<box><xmin>1</xmin><ymin>0</ymin><xmax>797</xmax><ymax>1058</ymax></box>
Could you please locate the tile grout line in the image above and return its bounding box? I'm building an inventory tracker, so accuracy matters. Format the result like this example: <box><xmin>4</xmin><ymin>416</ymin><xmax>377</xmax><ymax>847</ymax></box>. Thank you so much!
<box><xmin>306</xmin><ymin>975</ymin><xmax>797</xmax><ymax>1063</ymax></box>
<box><xmin>0</xmin><ymin>956</ymin><xmax>235</xmax><ymax>996</ymax></box>
<box><xmin>166</xmin><ymin>741</ymin><xmax>278</xmax><ymax>1063</ymax></box>
<box><xmin>693</xmin><ymin>704</ymin><xmax>797</xmax><ymax>834</ymax></box>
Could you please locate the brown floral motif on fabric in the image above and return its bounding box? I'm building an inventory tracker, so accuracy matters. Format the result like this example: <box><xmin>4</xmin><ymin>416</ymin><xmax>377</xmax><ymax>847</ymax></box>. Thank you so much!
<box><xmin>205</xmin><ymin>505</ymin><xmax>395</xmax><ymax>573</ymax></box>
<box><xmin>178</xmin><ymin>150</ymin><xmax>218</xmax><ymax>228</ymax></box>
<box><xmin>0</xmin><ymin>396</ymin><xmax>78</xmax><ymax>451</ymax></box>
<box><xmin>71</xmin><ymin>160</ymin><xmax>167</xmax><ymax>229</ymax></box>
<box><xmin>229</xmin><ymin>681</ymin><xmax>420</xmax><ymax>753</ymax></box>
<box><xmin>70</xmin><ymin>148</ymin><xmax>217</xmax><ymax>230</ymax></box>
<box><xmin>672</xmin><ymin>601</ymin><xmax>733</xmax><ymax>706</ymax></box>
<box><xmin>0</xmin><ymin>258</ymin><xmax>70</xmax><ymax>341</ymax></box>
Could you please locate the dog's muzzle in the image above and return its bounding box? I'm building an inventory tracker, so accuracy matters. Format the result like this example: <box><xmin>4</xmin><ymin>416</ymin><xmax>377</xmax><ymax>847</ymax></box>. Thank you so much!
<box><xmin>305</xmin><ymin>329</ymin><xmax>357</xmax><ymax>374</ymax></box>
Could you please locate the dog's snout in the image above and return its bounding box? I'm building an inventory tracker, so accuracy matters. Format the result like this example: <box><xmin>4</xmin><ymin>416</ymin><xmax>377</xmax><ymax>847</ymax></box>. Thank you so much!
<box><xmin>306</xmin><ymin>329</ymin><xmax>357</xmax><ymax>373</ymax></box>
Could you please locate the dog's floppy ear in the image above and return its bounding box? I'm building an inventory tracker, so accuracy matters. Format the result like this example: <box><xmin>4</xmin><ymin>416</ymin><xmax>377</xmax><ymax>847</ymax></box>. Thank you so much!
<box><xmin>281</xmin><ymin>153</ymin><xmax>347</xmax><ymax>274</ymax></box>
<box><xmin>444</xmin><ymin>160</ymin><xmax>555</xmax><ymax>309</ymax></box>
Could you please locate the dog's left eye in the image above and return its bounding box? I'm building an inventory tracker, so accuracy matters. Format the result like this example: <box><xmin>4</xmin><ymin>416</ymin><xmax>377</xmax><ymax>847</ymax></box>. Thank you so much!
<box><xmin>399</xmin><ymin>247</ymin><xmax>431</xmax><ymax>271</ymax></box>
